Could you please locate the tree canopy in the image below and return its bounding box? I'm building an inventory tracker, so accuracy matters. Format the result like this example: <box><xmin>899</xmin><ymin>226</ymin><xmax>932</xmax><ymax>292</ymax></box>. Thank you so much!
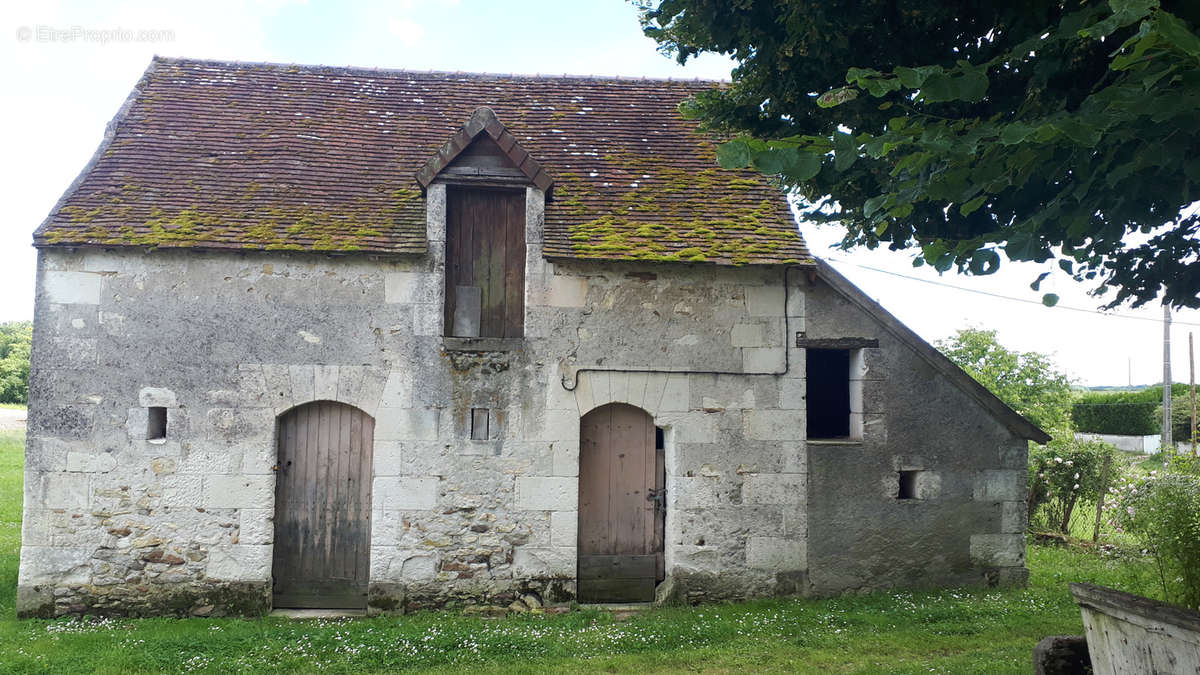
<box><xmin>936</xmin><ymin>327</ymin><xmax>1074</xmax><ymax>430</ymax></box>
<box><xmin>0</xmin><ymin>321</ymin><xmax>31</xmax><ymax>404</ymax></box>
<box><xmin>641</xmin><ymin>0</ymin><xmax>1200</xmax><ymax>309</ymax></box>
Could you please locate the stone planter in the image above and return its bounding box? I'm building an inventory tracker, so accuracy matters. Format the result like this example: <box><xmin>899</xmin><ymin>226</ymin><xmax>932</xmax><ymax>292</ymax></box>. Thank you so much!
<box><xmin>1070</xmin><ymin>583</ymin><xmax>1200</xmax><ymax>674</ymax></box>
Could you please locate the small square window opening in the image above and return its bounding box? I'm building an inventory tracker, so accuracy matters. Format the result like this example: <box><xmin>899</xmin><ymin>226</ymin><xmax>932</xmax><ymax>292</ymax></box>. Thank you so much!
<box><xmin>147</xmin><ymin>407</ymin><xmax>167</xmax><ymax>441</ymax></box>
<box><xmin>898</xmin><ymin>470</ymin><xmax>920</xmax><ymax>500</ymax></box>
<box><xmin>470</xmin><ymin>408</ymin><xmax>490</xmax><ymax>441</ymax></box>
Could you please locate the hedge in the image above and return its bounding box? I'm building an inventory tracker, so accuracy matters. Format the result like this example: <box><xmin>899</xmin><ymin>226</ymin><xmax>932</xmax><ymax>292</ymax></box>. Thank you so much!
<box><xmin>1071</xmin><ymin>385</ymin><xmax>1191</xmax><ymax>436</ymax></box>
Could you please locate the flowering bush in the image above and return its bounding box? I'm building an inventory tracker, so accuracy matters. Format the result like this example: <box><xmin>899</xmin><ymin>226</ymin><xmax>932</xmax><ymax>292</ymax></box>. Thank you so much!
<box><xmin>1028</xmin><ymin>435</ymin><xmax>1116</xmax><ymax>534</ymax></box>
<box><xmin>1107</xmin><ymin>460</ymin><xmax>1200</xmax><ymax>610</ymax></box>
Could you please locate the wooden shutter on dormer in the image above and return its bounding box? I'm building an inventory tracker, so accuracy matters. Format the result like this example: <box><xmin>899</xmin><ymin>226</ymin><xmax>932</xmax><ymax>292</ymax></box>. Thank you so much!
<box><xmin>444</xmin><ymin>187</ymin><xmax>526</xmax><ymax>338</ymax></box>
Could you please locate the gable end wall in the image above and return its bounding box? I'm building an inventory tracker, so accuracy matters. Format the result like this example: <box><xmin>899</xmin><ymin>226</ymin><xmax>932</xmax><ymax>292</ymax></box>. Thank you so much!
<box><xmin>800</xmin><ymin>275</ymin><xmax>1028</xmax><ymax>595</ymax></box>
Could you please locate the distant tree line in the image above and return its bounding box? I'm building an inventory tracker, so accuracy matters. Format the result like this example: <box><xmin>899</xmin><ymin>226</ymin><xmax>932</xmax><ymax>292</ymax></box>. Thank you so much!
<box><xmin>0</xmin><ymin>321</ymin><xmax>32</xmax><ymax>404</ymax></box>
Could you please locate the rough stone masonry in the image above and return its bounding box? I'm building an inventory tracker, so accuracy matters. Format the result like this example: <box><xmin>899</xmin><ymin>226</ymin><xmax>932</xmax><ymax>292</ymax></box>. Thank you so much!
<box><xmin>20</xmin><ymin>184</ymin><xmax>1034</xmax><ymax>617</ymax></box>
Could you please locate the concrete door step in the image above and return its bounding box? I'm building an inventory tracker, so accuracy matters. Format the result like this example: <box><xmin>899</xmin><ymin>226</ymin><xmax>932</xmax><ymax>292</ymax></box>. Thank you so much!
<box><xmin>270</xmin><ymin>608</ymin><xmax>367</xmax><ymax>619</ymax></box>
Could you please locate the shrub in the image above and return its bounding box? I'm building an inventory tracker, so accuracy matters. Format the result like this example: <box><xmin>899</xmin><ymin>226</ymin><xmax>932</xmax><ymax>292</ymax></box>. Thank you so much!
<box><xmin>1156</xmin><ymin>393</ymin><xmax>1200</xmax><ymax>446</ymax></box>
<box><xmin>0</xmin><ymin>321</ymin><xmax>31</xmax><ymax>404</ymax></box>
<box><xmin>1028</xmin><ymin>434</ymin><xmax>1118</xmax><ymax>535</ymax></box>
<box><xmin>1107</xmin><ymin>459</ymin><xmax>1200</xmax><ymax>610</ymax></box>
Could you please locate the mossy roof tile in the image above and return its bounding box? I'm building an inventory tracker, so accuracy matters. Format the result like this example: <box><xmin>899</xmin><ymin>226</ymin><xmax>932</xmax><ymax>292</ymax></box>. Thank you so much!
<box><xmin>35</xmin><ymin>57</ymin><xmax>812</xmax><ymax>265</ymax></box>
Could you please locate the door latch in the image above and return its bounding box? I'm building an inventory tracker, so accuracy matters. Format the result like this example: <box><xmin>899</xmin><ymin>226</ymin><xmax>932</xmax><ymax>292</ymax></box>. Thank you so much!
<box><xmin>646</xmin><ymin>488</ymin><xmax>666</xmax><ymax>513</ymax></box>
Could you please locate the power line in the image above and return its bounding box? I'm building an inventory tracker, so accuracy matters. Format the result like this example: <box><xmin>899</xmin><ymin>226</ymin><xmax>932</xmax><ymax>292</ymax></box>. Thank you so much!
<box><xmin>825</xmin><ymin>256</ymin><xmax>1200</xmax><ymax>328</ymax></box>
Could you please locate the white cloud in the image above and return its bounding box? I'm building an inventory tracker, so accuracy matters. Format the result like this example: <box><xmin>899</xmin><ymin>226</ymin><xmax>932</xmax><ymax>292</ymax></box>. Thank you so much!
<box><xmin>387</xmin><ymin>17</ymin><xmax>423</xmax><ymax>46</ymax></box>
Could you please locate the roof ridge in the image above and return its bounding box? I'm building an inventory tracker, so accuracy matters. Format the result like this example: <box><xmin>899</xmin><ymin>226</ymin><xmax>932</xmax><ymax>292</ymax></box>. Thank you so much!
<box><xmin>151</xmin><ymin>55</ymin><xmax>727</xmax><ymax>85</ymax></box>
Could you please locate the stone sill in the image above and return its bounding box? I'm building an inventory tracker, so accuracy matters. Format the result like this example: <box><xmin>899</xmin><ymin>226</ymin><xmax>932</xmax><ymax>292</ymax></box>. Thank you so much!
<box><xmin>442</xmin><ymin>337</ymin><xmax>523</xmax><ymax>353</ymax></box>
<box><xmin>807</xmin><ymin>438</ymin><xmax>863</xmax><ymax>446</ymax></box>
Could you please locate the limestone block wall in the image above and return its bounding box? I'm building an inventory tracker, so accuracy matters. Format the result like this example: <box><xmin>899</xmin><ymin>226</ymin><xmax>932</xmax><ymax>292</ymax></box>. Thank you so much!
<box><xmin>19</xmin><ymin>184</ymin><xmax>1027</xmax><ymax>618</ymax></box>
<box><xmin>18</xmin><ymin>218</ymin><xmax>811</xmax><ymax>616</ymax></box>
<box><xmin>800</xmin><ymin>274</ymin><xmax>1029</xmax><ymax>595</ymax></box>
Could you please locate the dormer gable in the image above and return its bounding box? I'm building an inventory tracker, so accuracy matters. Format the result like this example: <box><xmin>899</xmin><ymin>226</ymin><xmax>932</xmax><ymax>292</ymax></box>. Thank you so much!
<box><xmin>415</xmin><ymin>107</ymin><xmax>553</xmax><ymax>193</ymax></box>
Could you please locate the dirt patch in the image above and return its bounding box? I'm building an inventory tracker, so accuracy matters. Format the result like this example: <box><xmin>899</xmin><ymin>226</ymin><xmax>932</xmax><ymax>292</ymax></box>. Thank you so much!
<box><xmin>0</xmin><ymin>407</ymin><xmax>27</xmax><ymax>432</ymax></box>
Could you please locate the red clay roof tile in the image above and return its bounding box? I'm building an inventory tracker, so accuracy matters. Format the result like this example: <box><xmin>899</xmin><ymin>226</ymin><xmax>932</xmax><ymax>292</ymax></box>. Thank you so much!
<box><xmin>34</xmin><ymin>57</ymin><xmax>812</xmax><ymax>266</ymax></box>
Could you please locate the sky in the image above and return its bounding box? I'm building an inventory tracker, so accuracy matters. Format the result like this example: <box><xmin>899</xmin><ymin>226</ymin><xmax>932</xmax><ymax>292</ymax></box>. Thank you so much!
<box><xmin>2</xmin><ymin>0</ymin><xmax>1198</xmax><ymax>388</ymax></box>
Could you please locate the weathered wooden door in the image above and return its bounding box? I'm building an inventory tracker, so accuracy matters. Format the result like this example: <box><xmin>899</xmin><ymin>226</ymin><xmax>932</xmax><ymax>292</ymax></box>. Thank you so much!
<box><xmin>444</xmin><ymin>187</ymin><xmax>526</xmax><ymax>338</ymax></box>
<box><xmin>577</xmin><ymin>403</ymin><xmax>665</xmax><ymax>603</ymax></box>
<box><xmin>272</xmin><ymin>401</ymin><xmax>374</xmax><ymax>609</ymax></box>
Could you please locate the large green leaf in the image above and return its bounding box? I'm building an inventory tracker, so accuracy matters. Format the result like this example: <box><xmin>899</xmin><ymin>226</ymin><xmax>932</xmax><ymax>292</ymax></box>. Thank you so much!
<box><xmin>833</xmin><ymin>132</ymin><xmax>858</xmax><ymax>171</ymax></box>
<box><xmin>968</xmin><ymin>249</ymin><xmax>1001</xmax><ymax>274</ymax></box>
<box><xmin>960</xmin><ymin>195</ymin><xmax>988</xmax><ymax>216</ymax></box>
<box><xmin>1155</xmin><ymin>10</ymin><xmax>1200</xmax><ymax>59</ymax></box>
<box><xmin>715</xmin><ymin>139</ymin><xmax>753</xmax><ymax>169</ymax></box>
<box><xmin>816</xmin><ymin>87</ymin><xmax>859</xmax><ymax>108</ymax></box>
<box><xmin>780</xmin><ymin>149</ymin><xmax>823</xmax><ymax>181</ymax></box>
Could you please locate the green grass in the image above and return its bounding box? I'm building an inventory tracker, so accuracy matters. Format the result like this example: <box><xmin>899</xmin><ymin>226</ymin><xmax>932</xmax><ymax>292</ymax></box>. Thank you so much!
<box><xmin>0</xmin><ymin>429</ymin><xmax>1164</xmax><ymax>673</ymax></box>
<box><xmin>0</xmin><ymin>404</ymin><xmax>25</xmax><ymax>411</ymax></box>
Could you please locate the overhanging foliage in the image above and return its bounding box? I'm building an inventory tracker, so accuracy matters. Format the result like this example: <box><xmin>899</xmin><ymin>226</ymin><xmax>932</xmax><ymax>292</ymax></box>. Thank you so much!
<box><xmin>642</xmin><ymin>0</ymin><xmax>1200</xmax><ymax>308</ymax></box>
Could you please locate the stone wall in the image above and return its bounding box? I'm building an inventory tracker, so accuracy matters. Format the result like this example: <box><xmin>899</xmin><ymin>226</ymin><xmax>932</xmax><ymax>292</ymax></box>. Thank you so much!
<box><xmin>19</xmin><ymin>185</ymin><xmax>1028</xmax><ymax>617</ymax></box>
<box><xmin>801</xmin><ymin>274</ymin><xmax>1029</xmax><ymax>595</ymax></box>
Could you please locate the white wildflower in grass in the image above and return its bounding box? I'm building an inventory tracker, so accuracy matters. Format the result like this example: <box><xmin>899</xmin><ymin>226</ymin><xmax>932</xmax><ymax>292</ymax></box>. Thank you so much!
<box><xmin>1055</xmin><ymin>457</ymin><xmax>1063</xmax><ymax>463</ymax></box>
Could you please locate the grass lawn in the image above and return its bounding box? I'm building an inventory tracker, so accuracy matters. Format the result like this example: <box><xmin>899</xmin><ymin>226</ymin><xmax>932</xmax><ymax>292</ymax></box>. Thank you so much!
<box><xmin>0</xmin><ymin>429</ymin><xmax>1163</xmax><ymax>673</ymax></box>
<box><xmin>0</xmin><ymin>404</ymin><xmax>26</xmax><ymax>411</ymax></box>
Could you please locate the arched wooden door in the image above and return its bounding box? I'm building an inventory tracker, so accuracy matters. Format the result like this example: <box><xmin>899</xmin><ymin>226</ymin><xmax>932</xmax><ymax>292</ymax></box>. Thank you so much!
<box><xmin>578</xmin><ymin>403</ymin><xmax>664</xmax><ymax>603</ymax></box>
<box><xmin>272</xmin><ymin>401</ymin><xmax>374</xmax><ymax>609</ymax></box>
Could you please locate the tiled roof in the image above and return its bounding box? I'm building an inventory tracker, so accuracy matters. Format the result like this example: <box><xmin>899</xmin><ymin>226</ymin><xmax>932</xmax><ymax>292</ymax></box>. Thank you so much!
<box><xmin>34</xmin><ymin>57</ymin><xmax>812</xmax><ymax>265</ymax></box>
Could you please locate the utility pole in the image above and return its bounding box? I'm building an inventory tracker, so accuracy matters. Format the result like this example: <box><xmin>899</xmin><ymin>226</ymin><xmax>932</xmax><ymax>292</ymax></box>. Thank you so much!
<box><xmin>1191</xmin><ymin>332</ymin><xmax>1196</xmax><ymax>456</ymax></box>
<box><xmin>1163</xmin><ymin>303</ymin><xmax>1173</xmax><ymax>455</ymax></box>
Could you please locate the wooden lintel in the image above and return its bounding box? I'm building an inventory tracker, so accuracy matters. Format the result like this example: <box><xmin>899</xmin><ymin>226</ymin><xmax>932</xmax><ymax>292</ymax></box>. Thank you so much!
<box><xmin>435</xmin><ymin>175</ymin><xmax>532</xmax><ymax>189</ymax></box>
<box><xmin>795</xmin><ymin>336</ymin><xmax>880</xmax><ymax>349</ymax></box>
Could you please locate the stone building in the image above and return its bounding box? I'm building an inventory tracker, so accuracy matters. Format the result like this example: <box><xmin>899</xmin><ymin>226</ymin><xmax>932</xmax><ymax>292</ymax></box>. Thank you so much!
<box><xmin>18</xmin><ymin>57</ymin><xmax>1048</xmax><ymax>618</ymax></box>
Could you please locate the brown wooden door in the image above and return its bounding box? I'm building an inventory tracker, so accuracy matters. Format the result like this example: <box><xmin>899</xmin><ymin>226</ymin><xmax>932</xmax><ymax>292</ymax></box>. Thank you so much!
<box><xmin>272</xmin><ymin>401</ymin><xmax>374</xmax><ymax>609</ymax></box>
<box><xmin>444</xmin><ymin>187</ymin><xmax>526</xmax><ymax>338</ymax></box>
<box><xmin>578</xmin><ymin>403</ymin><xmax>664</xmax><ymax>603</ymax></box>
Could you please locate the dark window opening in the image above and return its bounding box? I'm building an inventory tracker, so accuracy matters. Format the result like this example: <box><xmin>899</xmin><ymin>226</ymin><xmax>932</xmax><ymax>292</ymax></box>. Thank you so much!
<box><xmin>147</xmin><ymin>407</ymin><xmax>167</xmax><ymax>441</ymax></box>
<box><xmin>898</xmin><ymin>471</ymin><xmax>919</xmax><ymax>500</ymax></box>
<box><xmin>806</xmin><ymin>349</ymin><xmax>850</xmax><ymax>439</ymax></box>
<box><xmin>470</xmin><ymin>408</ymin><xmax>490</xmax><ymax>440</ymax></box>
<box><xmin>655</xmin><ymin>426</ymin><xmax>665</xmax><ymax>451</ymax></box>
<box><xmin>444</xmin><ymin>186</ymin><xmax>526</xmax><ymax>338</ymax></box>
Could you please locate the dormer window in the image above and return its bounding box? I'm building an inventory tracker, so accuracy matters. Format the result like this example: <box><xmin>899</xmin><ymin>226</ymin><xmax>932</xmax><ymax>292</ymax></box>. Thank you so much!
<box><xmin>444</xmin><ymin>186</ymin><xmax>526</xmax><ymax>337</ymax></box>
<box><xmin>416</xmin><ymin>107</ymin><xmax>553</xmax><ymax>340</ymax></box>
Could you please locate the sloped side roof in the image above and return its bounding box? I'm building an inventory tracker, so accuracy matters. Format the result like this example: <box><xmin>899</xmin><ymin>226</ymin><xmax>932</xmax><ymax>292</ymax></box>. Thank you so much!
<box><xmin>34</xmin><ymin>57</ymin><xmax>811</xmax><ymax>265</ymax></box>
<box><xmin>815</xmin><ymin>260</ymin><xmax>1051</xmax><ymax>443</ymax></box>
